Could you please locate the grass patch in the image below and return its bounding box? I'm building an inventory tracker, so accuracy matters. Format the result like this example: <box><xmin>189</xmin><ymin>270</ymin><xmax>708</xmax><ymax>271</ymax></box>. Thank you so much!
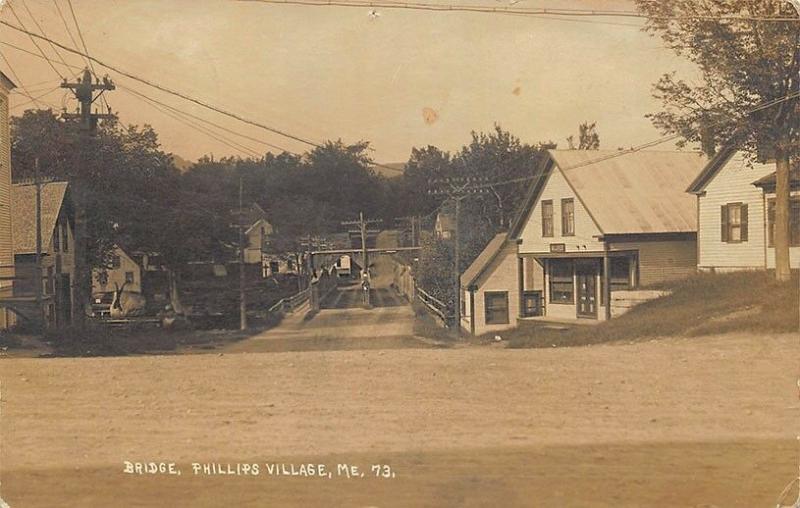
<box><xmin>507</xmin><ymin>271</ymin><xmax>799</xmax><ymax>349</ymax></box>
<box><xmin>412</xmin><ymin>301</ymin><xmax>458</xmax><ymax>342</ymax></box>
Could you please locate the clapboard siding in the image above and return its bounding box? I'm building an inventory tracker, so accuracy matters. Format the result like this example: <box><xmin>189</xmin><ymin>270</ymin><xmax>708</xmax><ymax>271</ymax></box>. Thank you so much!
<box><xmin>697</xmin><ymin>153</ymin><xmax>773</xmax><ymax>269</ymax></box>
<box><xmin>0</xmin><ymin>90</ymin><xmax>13</xmax><ymax>293</ymax></box>
<box><xmin>609</xmin><ymin>238</ymin><xmax>697</xmax><ymax>286</ymax></box>
<box><xmin>461</xmin><ymin>241</ymin><xmax>520</xmax><ymax>335</ymax></box>
<box><xmin>518</xmin><ymin>167</ymin><xmax>602</xmax><ymax>254</ymax></box>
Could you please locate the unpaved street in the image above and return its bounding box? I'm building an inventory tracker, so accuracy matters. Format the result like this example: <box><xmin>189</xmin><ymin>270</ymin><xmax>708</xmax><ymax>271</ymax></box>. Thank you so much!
<box><xmin>1</xmin><ymin>332</ymin><xmax>798</xmax><ymax>507</ymax></box>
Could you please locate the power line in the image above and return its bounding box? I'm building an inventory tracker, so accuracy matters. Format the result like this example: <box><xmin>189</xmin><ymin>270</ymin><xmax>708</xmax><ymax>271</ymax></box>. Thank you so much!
<box><xmin>0</xmin><ymin>19</ymin><xmax>318</xmax><ymax>146</ymax></box>
<box><xmin>456</xmin><ymin>89</ymin><xmax>800</xmax><ymax>192</ymax></box>
<box><xmin>53</xmin><ymin>0</ymin><xmax>89</xmax><ymax>69</ymax></box>
<box><xmin>235</xmin><ymin>0</ymin><xmax>800</xmax><ymax>22</ymax></box>
<box><xmin>0</xmin><ymin>37</ymin><xmax>295</xmax><ymax>156</ymax></box>
<box><xmin>0</xmin><ymin>20</ymin><xmax>405</xmax><ymax>173</ymax></box>
<box><xmin>19</xmin><ymin>0</ymin><xmax>72</xmax><ymax>71</ymax></box>
<box><xmin>10</xmin><ymin>85</ymin><xmax>63</xmax><ymax>111</ymax></box>
<box><xmin>65</xmin><ymin>0</ymin><xmax>109</xmax><ymax>111</ymax></box>
<box><xmin>119</xmin><ymin>85</ymin><xmax>264</xmax><ymax>158</ymax></box>
<box><xmin>0</xmin><ymin>49</ymin><xmax>44</xmax><ymax>108</ymax></box>
<box><xmin>5</xmin><ymin>2</ymin><xmax>64</xmax><ymax>79</ymax></box>
<box><xmin>117</xmin><ymin>83</ymin><xmax>292</xmax><ymax>153</ymax></box>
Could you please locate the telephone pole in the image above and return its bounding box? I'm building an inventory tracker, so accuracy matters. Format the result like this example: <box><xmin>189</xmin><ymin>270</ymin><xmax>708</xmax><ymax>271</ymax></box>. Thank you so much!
<box><xmin>61</xmin><ymin>68</ymin><xmax>115</xmax><ymax>325</ymax></box>
<box><xmin>238</xmin><ymin>175</ymin><xmax>247</xmax><ymax>331</ymax></box>
<box><xmin>17</xmin><ymin>161</ymin><xmax>55</xmax><ymax>332</ymax></box>
<box><xmin>341</xmin><ymin>212</ymin><xmax>381</xmax><ymax>308</ymax></box>
<box><xmin>428</xmin><ymin>176</ymin><xmax>489</xmax><ymax>336</ymax></box>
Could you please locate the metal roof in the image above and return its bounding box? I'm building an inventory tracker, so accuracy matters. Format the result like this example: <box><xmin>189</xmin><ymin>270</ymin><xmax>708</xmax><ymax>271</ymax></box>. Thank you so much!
<box><xmin>461</xmin><ymin>232</ymin><xmax>508</xmax><ymax>288</ymax></box>
<box><xmin>549</xmin><ymin>150</ymin><xmax>708</xmax><ymax>235</ymax></box>
<box><xmin>12</xmin><ymin>181</ymin><xmax>70</xmax><ymax>255</ymax></box>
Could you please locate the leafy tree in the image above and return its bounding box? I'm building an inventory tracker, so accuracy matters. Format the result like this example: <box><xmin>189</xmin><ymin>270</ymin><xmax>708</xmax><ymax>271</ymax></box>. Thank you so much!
<box><xmin>11</xmin><ymin>110</ymin><xmax>182</xmax><ymax>268</ymax></box>
<box><xmin>455</xmin><ymin>125</ymin><xmax>554</xmax><ymax>229</ymax></box>
<box><xmin>566</xmin><ymin>121</ymin><xmax>600</xmax><ymax>150</ymax></box>
<box><xmin>635</xmin><ymin>0</ymin><xmax>800</xmax><ymax>281</ymax></box>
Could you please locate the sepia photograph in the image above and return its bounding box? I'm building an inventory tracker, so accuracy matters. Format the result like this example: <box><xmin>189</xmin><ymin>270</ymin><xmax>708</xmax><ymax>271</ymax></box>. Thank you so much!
<box><xmin>0</xmin><ymin>0</ymin><xmax>799</xmax><ymax>506</ymax></box>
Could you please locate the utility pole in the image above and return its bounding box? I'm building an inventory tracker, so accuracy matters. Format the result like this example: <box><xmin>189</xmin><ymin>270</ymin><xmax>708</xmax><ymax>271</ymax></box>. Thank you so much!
<box><xmin>61</xmin><ymin>68</ymin><xmax>115</xmax><ymax>326</ymax></box>
<box><xmin>342</xmin><ymin>212</ymin><xmax>381</xmax><ymax>308</ymax></box>
<box><xmin>428</xmin><ymin>176</ymin><xmax>489</xmax><ymax>336</ymax></box>
<box><xmin>33</xmin><ymin>159</ymin><xmax>45</xmax><ymax>330</ymax></box>
<box><xmin>17</xmin><ymin>162</ymin><xmax>55</xmax><ymax>333</ymax></box>
<box><xmin>238</xmin><ymin>175</ymin><xmax>247</xmax><ymax>331</ymax></box>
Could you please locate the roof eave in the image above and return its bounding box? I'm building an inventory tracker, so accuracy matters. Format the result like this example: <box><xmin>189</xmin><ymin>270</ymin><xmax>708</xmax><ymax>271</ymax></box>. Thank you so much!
<box><xmin>686</xmin><ymin>145</ymin><xmax>736</xmax><ymax>194</ymax></box>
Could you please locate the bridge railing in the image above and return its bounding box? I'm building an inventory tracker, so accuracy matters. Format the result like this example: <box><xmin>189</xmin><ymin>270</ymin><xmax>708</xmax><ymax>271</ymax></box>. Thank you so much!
<box><xmin>267</xmin><ymin>287</ymin><xmax>311</xmax><ymax>316</ymax></box>
<box><xmin>415</xmin><ymin>286</ymin><xmax>452</xmax><ymax>327</ymax></box>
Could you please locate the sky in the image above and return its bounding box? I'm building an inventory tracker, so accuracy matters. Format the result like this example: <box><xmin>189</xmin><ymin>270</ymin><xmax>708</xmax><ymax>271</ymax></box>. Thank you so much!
<box><xmin>0</xmin><ymin>0</ymin><xmax>699</xmax><ymax>168</ymax></box>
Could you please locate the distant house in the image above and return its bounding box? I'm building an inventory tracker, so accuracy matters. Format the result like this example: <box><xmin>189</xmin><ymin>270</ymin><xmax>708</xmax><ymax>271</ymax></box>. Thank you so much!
<box><xmin>242</xmin><ymin>204</ymin><xmax>272</xmax><ymax>265</ymax></box>
<box><xmin>11</xmin><ymin>181</ymin><xmax>75</xmax><ymax>328</ymax></box>
<box><xmin>510</xmin><ymin>150</ymin><xmax>707</xmax><ymax>321</ymax></box>
<box><xmin>434</xmin><ymin>209</ymin><xmax>455</xmax><ymax>239</ymax></box>
<box><xmin>93</xmin><ymin>246</ymin><xmax>143</xmax><ymax>295</ymax></box>
<box><xmin>460</xmin><ymin>233</ymin><xmax>541</xmax><ymax>336</ymax></box>
<box><xmin>687</xmin><ymin>148</ymin><xmax>800</xmax><ymax>271</ymax></box>
<box><xmin>263</xmin><ymin>255</ymin><xmax>297</xmax><ymax>277</ymax></box>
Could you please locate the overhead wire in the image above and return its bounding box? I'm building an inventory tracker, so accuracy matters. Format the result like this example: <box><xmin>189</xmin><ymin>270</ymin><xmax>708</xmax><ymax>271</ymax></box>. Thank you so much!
<box><xmin>19</xmin><ymin>0</ymin><xmax>72</xmax><ymax>72</ymax></box>
<box><xmin>0</xmin><ymin>49</ymin><xmax>45</xmax><ymax>108</ymax></box>
<box><xmin>0</xmin><ymin>19</ymin><xmax>407</xmax><ymax>174</ymax></box>
<box><xmin>10</xmin><ymin>84</ymin><xmax>62</xmax><ymax>111</ymax></box>
<box><xmin>117</xmin><ymin>83</ymin><xmax>292</xmax><ymax>153</ymax></box>
<box><xmin>65</xmin><ymin>0</ymin><xmax>109</xmax><ymax>112</ymax></box>
<box><xmin>5</xmin><ymin>1</ymin><xmax>63</xmax><ymax>79</ymax></box>
<box><xmin>458</xmin><ymin>89</ymin><xmax>800</xmax><ymax>192</ymax></box>
<box><xmin>118</xmin><ymin>85</ymin><xmax>264</xmax><ymax>158</ymax></box>
<box><xmin>234</xmin><ymin>0</ymin><xmax>800</xmax><ymax>23</ymax></box>
<box><xmin>52</xmin><ymin>0</ymin><xmax>89</xmax><ymax>69</ymax></box>
<box><xmin>0</xmin><ymin>37</ymin><xmax>296</xmax><ymax>156</ymax></box>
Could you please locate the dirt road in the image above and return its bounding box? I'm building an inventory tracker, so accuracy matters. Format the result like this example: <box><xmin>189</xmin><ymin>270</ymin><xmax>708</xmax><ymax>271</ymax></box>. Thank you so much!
<box><xmin>226</xmin><ymin>230</ymin><xmax>419</xmax><ymax>353</ymax></box>
<box><xmin>1</xmin><ymin>332</ymin><xmax>798</xmax><ymax>507</ymax></box>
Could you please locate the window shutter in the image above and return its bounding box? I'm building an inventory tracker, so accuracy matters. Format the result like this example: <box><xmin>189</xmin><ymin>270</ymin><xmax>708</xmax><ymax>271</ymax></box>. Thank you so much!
<box><xmin>721</xmin><ymin>205</ymin><xmax>729</xmax><ymax>242</ymax></box>
<box><xmin>740</xmin><ymin>204</ymin><xmax>748</xmax><ymax>242</ymax></box>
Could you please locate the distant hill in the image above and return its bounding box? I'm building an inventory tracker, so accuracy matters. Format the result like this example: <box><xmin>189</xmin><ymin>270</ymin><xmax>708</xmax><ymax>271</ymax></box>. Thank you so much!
<box><xmin>372</xmin><ymin>162</ymin><xmax>406</xmax><ymax>179</ymax></box>
<box><xmin>171</xmin><ymin>154</ymin><xmax>194</xmax><ymax>172</ymax></box>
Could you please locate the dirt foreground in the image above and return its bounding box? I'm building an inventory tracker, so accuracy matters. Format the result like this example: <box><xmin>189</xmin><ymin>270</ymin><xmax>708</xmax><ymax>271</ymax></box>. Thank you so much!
<box><xmin>1</xmin><ymin>332</ymin><xmax>798</xmax><ymax>507</ymax></box>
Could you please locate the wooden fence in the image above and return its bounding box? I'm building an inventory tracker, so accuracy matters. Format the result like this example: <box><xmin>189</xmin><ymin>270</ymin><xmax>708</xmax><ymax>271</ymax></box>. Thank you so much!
<box><xmin>392</xmin><ymin>259</ymin><xmax>451</xmax><ymax>327</ymax></box>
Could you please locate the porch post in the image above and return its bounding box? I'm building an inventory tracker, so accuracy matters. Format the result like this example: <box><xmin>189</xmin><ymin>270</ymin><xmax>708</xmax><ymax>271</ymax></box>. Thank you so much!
<box><xmin>603</xmin><ymin>241</ymin><xmax>611</xmax><ymax>320</ymax></box>
<box><xmin>469</xmin><ymin>288</ymin><xmax>476</xmax><ymax>336</ymax></box>
<box><xmin>517</xmin><ymin>256</ymin><xmax>524</xmax><ymax>318</ymax></box>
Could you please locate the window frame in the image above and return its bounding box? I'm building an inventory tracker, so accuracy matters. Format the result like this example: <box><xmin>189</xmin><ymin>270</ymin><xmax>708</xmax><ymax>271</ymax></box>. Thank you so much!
<box><xmin>521</xmin><ymin>290</ymin><xmax>543</xmax><ymax>317</ymax></box>
<box><xmin>561</xmin><ymin>198</ymin><xmax>575</xmax><ymax>237</ymax></box>
<box><xmin>541</xmin><ymin>200</ymin><xmax>554</xmax><ymax>237</ymax></box>
<box><xmin>721</xmin><ymin>202</ymin><xmax>748</xmax><ymax>244</ymax></box>
<box><xmin>125</xmin><ymin>271</ymin><xmax>135</xmax><ymax>284</ymax></box>
<box><xmin>484</xmin><ymin>291</ymin><xmax>509</xmax><ymax>325</ymax></box>
<box><xmin>548</xmin><ymin>259</ymin><xmax>574</xmax><ymax>304</ymax></box>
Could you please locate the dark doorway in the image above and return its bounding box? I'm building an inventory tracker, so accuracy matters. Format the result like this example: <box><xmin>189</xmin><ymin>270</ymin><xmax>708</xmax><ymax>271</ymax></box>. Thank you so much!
<box><xmin>575</xmin><ymin>261</ymin><xmax>598</xmax><ymax>319</ymax></box>
<box><xmin>56</xmin><ymin>274</ymin><xmax>72</xmax><ymax>327</ymax></box>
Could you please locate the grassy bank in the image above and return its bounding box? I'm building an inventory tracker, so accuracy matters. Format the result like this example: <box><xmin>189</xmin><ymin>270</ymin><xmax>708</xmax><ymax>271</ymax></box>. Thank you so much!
<box><xmin>506</xmin><ymin>271</ymin><xmax>798</xmax><ymax>349</ymax></box>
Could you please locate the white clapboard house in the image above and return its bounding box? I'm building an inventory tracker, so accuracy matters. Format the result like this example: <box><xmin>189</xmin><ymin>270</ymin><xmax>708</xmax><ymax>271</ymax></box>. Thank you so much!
<box><xmin>507</xmin><ymin>149</ymin><xmax>707</xmax><ymax>322</ymax></box>
<box><xmin>687</xmin><ymin>147</ymin><xmax>800</xmax><ymax>271</ymax></box>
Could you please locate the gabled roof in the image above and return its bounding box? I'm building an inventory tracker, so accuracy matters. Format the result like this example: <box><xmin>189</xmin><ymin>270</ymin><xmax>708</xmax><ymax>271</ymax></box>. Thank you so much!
<box><xmin>686</xmin><ymin>145</ymin><xmax>738</xmax><ymax>194</ymax></box>
<box><xmin>510</xmin><ymin>150</ymin><xmax>707</xmax><ymax>238</ymax></box>
<box><xmin>461</xmin><ymin>232</ymin><xmax>508</xmax><ymax>288</ymax></box>
<box><xmin>752</xmin><ymin>168</ymin><xmax>800</xmax><ymax>189</ymax></box>
<box><xmin>12</xmin><ymin>181</ymin><xmax>70</xmax><ymax>255</ymax></box>
<box><xmin>0</xmin><ymin>71</ymin><xmax>15</xmax><ymax>92</ymax></box>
